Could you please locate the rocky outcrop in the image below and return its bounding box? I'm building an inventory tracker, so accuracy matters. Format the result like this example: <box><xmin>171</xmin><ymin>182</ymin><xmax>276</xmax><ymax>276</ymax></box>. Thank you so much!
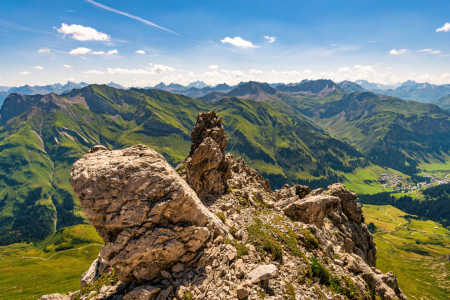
<box><xmin>80</xmin><ymin>254</ymin><xmax>110</xmax><ymax>288</ymax></box>
<box><xmin>71</xmin><ymin>144</ymin><xmax>226</xmax><ymax>283</ymax></box>
<box><xmin>40</xmin><ymin>111</ymin><xmax>407</xmax><ymax>300</ymax></box>
<box><xmin>184</xmin><ymin>111</ymin><xmax>230</xmax><ymax>199</ymax></box>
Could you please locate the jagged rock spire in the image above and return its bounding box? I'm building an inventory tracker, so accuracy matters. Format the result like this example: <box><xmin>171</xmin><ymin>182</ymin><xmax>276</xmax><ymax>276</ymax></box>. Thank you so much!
<box><xmin>185</xmin><ymin>111</ymin><xmax>230</xmax><ymax>199</ymax></box>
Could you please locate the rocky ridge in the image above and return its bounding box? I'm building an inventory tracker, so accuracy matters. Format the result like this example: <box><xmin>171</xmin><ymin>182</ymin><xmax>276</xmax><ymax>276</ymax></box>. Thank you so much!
<box><xmin>41</xmin><ymin>111</ymin><xmax>406</xmax><ymax>300</ymax></box>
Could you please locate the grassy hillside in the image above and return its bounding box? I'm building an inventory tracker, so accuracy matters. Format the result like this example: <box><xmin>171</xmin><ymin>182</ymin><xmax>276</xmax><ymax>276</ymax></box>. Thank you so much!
<box><xmin>298</xmin><ymin>92</ymin><xmax>450</xmax><ymax>175</ymax></box>
<box><xmin>0</xmin><ymin>85</ymin><xmax>371</xmax><ymax>245</ymax></box>
<box><xmin>434</xmin><ymin>94</ymin><xmax>450</xmax><ymax>112</ymax></box>
<box><xmin>363</xmin><ymin>205</ymin><xmax>450</xmax><ymax>299</ymax></box>
<box><xmin>0</xmin><ymin>224</ymin><xmax>103</xmax><ymax>300</ymax></box>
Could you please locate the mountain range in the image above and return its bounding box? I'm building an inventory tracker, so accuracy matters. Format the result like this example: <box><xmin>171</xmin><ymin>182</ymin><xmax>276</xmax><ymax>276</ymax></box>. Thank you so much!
<box><xmin>0</xmin><ymin>82</ymin><xmax>126</xmax><ymax>108</ymax></box>
<box><xmin>1</xmin><ymin>80</ymin><xmax>450</xmax><ymax>246</ymax></box>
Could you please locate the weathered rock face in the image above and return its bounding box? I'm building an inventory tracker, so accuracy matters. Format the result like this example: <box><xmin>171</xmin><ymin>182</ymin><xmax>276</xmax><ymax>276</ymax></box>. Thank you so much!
<box><xmin>283</xmin><ymin>194</ymin><xmax>341</xmax><ymax>227</ymax></box>
<box><xmin>41</xmin><ymin>111</ymin><xmax>407</xmax><ymax>300</ymax></box>
<box><xmin>281</xmin><ymin>183</ymin><xmax>377</xmax><ymax>267</ymax></box>
<box><xmin>71</xmin><ymin>145</ymin><xmax>226</xmax><ymax>283</ymax></box>
<box><xmin>184</xmin><ymin>111</ymin><xmax>230</xmax><ymax>198</ymax></box>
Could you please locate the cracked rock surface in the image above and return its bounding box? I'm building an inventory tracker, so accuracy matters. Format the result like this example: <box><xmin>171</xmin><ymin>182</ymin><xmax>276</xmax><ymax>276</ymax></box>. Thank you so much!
<box><xmin>71</xmin><ymin>144</ymin><xmax>226</xmax><ymax>283</ymax></box>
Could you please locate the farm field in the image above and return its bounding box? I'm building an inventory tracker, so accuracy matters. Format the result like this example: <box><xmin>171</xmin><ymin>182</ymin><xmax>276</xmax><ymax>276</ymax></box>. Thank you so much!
<box><xmin>0</xmin><ymin>225</ymin><xmax>103</xmax><ymax>300</ymax></box>
<box><xmin>363</xmin><ymin>205</ymin><xmax>450</xmax><ymax>299</ymax></box>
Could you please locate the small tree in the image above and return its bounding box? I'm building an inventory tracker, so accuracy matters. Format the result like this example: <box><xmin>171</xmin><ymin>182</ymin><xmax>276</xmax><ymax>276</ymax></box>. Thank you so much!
<box><xmin>367</xmin><ymin>222</ymin><xmax>377</xmax><ymax>234</ymax></box>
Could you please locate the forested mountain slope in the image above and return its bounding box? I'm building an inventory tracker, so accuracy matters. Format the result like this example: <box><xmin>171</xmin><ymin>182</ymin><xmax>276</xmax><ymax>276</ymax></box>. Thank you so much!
<box><xmin>0</xmin><ymin>84</ymin><xmax>368</xmax><ymax>245</ymax></box>
<box><xmin>289</xmin><ymin>91</ymin><xmax>450</xmax><ymax>174</ymax></box>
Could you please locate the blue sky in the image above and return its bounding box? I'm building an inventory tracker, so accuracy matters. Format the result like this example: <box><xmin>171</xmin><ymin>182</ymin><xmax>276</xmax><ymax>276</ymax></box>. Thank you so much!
<box><xmin>0</xmin><ymin>0</ymin><xmax>449</xmax><ymax>87</ymax></box>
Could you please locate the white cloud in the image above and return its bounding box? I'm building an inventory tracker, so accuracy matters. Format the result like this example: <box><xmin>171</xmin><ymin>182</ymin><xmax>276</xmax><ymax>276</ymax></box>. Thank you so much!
<box><xmin>92</xmin><ymin>51</ymin><xmax>105</xmax><ymax>55</ymax></box>
<box><xmin>270</xmin><ymin>70</ymin><xmax>279</xmax><ymax>76</ymax></box>
<box><xmin>56</xmin><ymin>23</ymin><xmax>110</xmax><ymax>41</ymax></box>
<box><xmin>249</xmin><ymin>69</ymin><xmax>263</xmax><ymax>75</ymax></box>
<box><xmin>69</xmin><ymin>47</ymin><xmax>92</xmax><ymax>55</ymax></box>
<box><xmin>19</xmin><ymin>71</ymin><xmax>30</xmax><ymax>75</ymax></box>
<box><xmin>203</xmin><ymin>71</ymin><xmax>225</xmax><ymax>78</ymax></box>
<box><xmin>304</xmin><ymin>69</ymin><xmax>313</xmax><ymax>74</ymax></box>
<box><xmin>389</xmin><ymin>49</ymin><xmax>409</xmax><ymax>55</ymax></box>
<box><xmin>264</xmin><ymin>36</ymin><xmax>276</xmax><ymax>43</ymax></box>
<box><xmin>107</xmin><ymin>68</ymin><xmax>151</xmax><ymax>75</ymax></box>
<box><xmin>34</xmin><ymin>66</ymin><xmax>44</xmax><ymax>70</ymax></box>
<box><xmin>282</xmin><ymin>70</ymin><xmax>301</xmax><ymax>76</ymax></box>
<box><xmin>38</xmin><ymin>48</ymin><xmax>50</xmax><ymax>53</ymax></box>
<box><xmin>221</xmin><ymin>69</ymin><xmax>230</xmax><ymax>74</ymax></box>
<box><xmin>106</xmin><ymin>64</ymin><xmax>175</xmax><ymax>75</ymax></box>
<box><xmin>231</xmin><ymin>70</ymin><xmax>245</xmax><ymax>78</ymax></box>
<box><xmin>150</xmin><ymin>64</ymin><xmax>175</xmax><ymax>74</ymax></box>
<box><xmin>419</xmin><ymin>49</ymin><xmax>441</xmax><ymax>54</ymax></box>
<box><xmin>107</xmin><ymin>49</ymin><xmax>118</xmax><ymax>55</ymax></box>
<box><xmin>136</xmin><ymin>50</ymin><xmax>145</xmax><ymax>54</ymax></box>
<box><xmin>221</xmin><ymin>37</ymin><xmax>259</xmax><ymax>49</ymax></box>
<box><xmin>208</xmin><ymin>65</ymin><xmax>218</xmax><ymax>70</ymax></box>
<box><xmin>338</xmin><ymin>67</ymin><xmax>353</xmax><ymax>73</ymax></box>
<box><xmin>415</xmin><ymin>73</ymin><xmax>450</xmax><ymax>84</ymax></box>
<box><xmin>63</xmin><ymin>65</ymin><xmax>74</xmax><ymax>70</ymax></box>
<box><xmin>436</xmin><ymin>22</ymin><xmax>450</xmax><ymax>32</ymax></box>
<box><xmin>82</xmin><ymin>70</ymin><xmax>104</xmax><ymax>75</ymax></box>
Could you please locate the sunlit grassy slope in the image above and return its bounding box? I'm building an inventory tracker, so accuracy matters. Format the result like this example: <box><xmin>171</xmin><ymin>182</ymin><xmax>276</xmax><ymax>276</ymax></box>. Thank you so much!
<box><xmin>363</xmin><ymin>205</ymin><xmax>450</xmax><ymax>299</ymax></box>
<box><xmin>0</xmin><ymin>224</ymin><xmax>103</xmax><ymax>300</ymax></box>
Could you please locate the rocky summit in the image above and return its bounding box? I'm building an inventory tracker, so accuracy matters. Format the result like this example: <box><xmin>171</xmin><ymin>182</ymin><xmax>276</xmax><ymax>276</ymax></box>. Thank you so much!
<box><xmin>42</xmin><ymin>111</ymin><xmax>406</xmax><ymax>300</ymax></box>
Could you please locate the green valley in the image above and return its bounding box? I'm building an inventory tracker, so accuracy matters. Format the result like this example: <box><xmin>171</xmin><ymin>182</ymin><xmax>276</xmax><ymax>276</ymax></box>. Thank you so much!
<box><xmin>0</xmin><ymin>224</ymin><xmax>103</xmax><ymax>300</ymax></box>
<box><xmin>363</xmin><ymin>205</ymin><xmax>450</xmax><ymax>299</ymax></box>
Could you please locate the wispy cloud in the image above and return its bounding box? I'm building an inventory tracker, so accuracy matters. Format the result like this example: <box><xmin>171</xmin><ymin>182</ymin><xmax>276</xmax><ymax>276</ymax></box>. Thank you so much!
<box><xmin>19</xmin><ymin>71</ymin><xmax>30</xmax><ymax>75</ymax></box>
<box><xmin>419</xmin><ymin>49</ymin><xmax>441</xmax><ymax>54</ymax></box>
<box><xmin>436</xmin><ymin>22</ymin><xmax>450</xmax><ymax>32</ymax></box>
<box><xmin>264</xmin><ymin>36</ymin><xmax>276</xmax><ymax>43</ymax></box>
<box><xmin>34</xmin><ymin>66</ymin><xmax>44</xmax><ymax>70</ymax></box>
<box><xmin>82</xmin><ymin>70</ymin><xmax>105</xmax><ymax>75</ymax></box>
<box><xmin>389</xmin><ymin>49</ymin><xmax>409</xmax><ymax>55</ymax></box>
<box><xmin>136</xmin><ymin>50</ymin><xmax>145</xmax><ymax>54</ymax></box>
<box><xmin>85</xmin><ymin>0</ymin><xmax>178</xmax><ymax>35</ymax></box>
<box><xmin>208</xmin><ymin>65</ymin><xmax>218</xmax><ymax>70</ymax></box>
<box><xmin>249</xmin><ymin>69</ymin><xmax>262</xmax><ymax>75</ymax></box>
<box><xmin>221</xmin><ymin>37</ymin><xmax>259</xmax><ymax>49</ymax></box>
<box><xmin>69</xmin><ymin>47</ymin><xmax>119</xmax><ymax>56</ymax></box>
<box><xmin>63</xmin><ymin>65</ymin><xmax>73</xmax><ymax>70</ymax></box>
<box><xmin>38</xmin><ymin>48</ymin><xmax>50</xmax><ymax>53</ymax></box>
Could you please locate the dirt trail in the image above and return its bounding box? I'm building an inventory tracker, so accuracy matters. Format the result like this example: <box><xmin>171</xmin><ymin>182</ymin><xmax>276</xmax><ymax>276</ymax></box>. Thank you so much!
<box><xmin>384</xmin><ymin>209</ymin><xmax>402</xmax><ymax>227</ymax></box>
<box><xmin>0</xmin><ymin>243</ymin><xmax>103</xmax><ymax>264</ymax></box>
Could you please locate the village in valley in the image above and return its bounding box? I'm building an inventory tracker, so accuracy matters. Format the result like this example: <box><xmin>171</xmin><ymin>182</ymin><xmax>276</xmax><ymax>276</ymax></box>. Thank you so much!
<box><xmin>378</xmin><ymin>172</ymin><xmax>450</xmax><ymax>193</ymax></box>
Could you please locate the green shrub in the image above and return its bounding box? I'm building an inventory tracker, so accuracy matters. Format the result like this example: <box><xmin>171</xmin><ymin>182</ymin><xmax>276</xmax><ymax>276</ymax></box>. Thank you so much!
<box><xmin>303</xmin><ymin>229</ymin><xmax>319</xmax><ymax>248</ymax></box>
<box><xmin>235</xmin><ymin>242</ymin><xmax>249</xmax><ymax>258</ymax></box>
<box><xmin>230</xmin><ymin>227</ymin><xmax>238</xmax><ymax>237</ymax></box>
<box><xmin>215</xmin><ymin>212</ymin><xmax>226</xmax><ymax>223</ymax></box>
<box><xmin>310</xmin><ymin>257</ymin><xmax>331</xmax><ymax>283</ymax></box>
<box><xmin>72</xmin><ymin>269</ymin><xmax>118</xmax><ymax>300</ymax></box>
<box><xmin>183</xmin><ymin>291</ymin><xmax>193</xmax><ymax>300</ymax></box>
<box><xmin>257</xmin><ymin>291</ymin><xmax>266</xmax><ymax>299</ymax></box>
<box><xmin>247</xmin><ymin>218</ymin><xmax>283</xmax><ymax>260</ymax></box>
<box><xmin>55</xmin><ymin>245</ymin><xmax>74</xmax><ymax>252</ymax></box>
<box><xmin>333</xmin><ymin>253</ymin><xmax>340</xmax><ymax>259</ymax></box>
<box><xmin>285</xmin><ymin>281</ymin><xmax>296</xmax><ymax>300</ymax></box>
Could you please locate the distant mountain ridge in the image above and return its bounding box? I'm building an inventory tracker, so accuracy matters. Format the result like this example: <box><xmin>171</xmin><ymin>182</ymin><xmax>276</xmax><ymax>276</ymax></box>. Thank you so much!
<box><xmin>8</xmin><ymin>81</ymin><xmax>89</xmax><ymax>95</ymax></box>
<box><xmin>337</xmin><ymin>81</ymin><xmax>366</xmax><ymax>93</ymax></box>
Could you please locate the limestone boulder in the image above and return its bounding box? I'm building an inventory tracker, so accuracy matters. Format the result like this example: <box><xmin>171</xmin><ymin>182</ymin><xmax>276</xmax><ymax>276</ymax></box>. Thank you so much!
<box><xmin>71</xmin><ymin>144</ymin><xmax>227</xmax><ymax>283</ymax></box>
<box><xmin>283</xmin><ymin>194</ymin><xmax>341</xmax><ymax>227</ymax></box>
